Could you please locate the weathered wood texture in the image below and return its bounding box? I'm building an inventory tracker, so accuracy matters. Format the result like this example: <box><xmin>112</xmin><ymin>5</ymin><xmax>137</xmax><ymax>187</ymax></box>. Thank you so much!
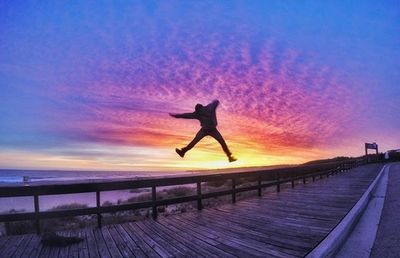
<box><xmin>0</xmin><ymin>164</ymin><xmax>381</xmax><ymax>257</ymax></box>
<box><xmin>0</xmin><ymin>160</ymin><xmax>364</xmax><ymax>232</ymax></box>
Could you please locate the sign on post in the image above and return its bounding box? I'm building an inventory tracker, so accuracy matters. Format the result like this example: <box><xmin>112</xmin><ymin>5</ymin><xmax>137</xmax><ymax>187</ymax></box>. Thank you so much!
<box><xmin>365</xmin><ymin>142</ymin><xmax>378</xmax><ymax>157</ymax></box>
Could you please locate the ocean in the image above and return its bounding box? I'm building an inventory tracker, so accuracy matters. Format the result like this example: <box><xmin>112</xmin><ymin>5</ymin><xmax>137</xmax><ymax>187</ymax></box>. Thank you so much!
<box><xmin>0</xmin><ymin>169</ymin><xmax>182</xmax><ymax>184</ymax></box>
<box><xmin>0</xmin><ymin>169</ymin><xmax>191</xmax><ymax>213</ymax></box>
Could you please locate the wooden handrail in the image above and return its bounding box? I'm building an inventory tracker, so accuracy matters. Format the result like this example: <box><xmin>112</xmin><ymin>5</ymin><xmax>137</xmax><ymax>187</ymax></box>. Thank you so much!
<box><xmin>0</xmin><ymin>161</ymin><xmax>359</xmax><ymax>197</ymax></box>
<box><xmin>0</xmin><ymin>159</ymin><xmax>366</xmax><ymax>234</ymax></box>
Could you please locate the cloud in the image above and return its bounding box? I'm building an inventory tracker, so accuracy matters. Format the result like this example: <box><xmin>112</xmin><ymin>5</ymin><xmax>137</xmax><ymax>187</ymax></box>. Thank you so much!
<box><xmin>45</xmin><ymin>21</ymin><xmax>364</xmax><ymax>159</ymax></box>
<box><xmin>1</xmin><ymin>1</ymin><xmax>398</xmax><ymax>169</ymax></box>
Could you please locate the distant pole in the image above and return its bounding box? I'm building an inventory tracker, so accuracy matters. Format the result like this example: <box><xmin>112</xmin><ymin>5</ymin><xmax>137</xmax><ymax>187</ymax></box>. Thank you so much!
<box><xmin>152</xmin><ymin>186</ymin><xmax>157</xmax><ymax>219</ymax></box>
<box><xmin>231</xmin><ymin>178</ymin><xmax>236</xmax><ymax>203</ymax></box>
<box><xmin>34</xmin><ymin>195</ymin><xmax>40</xmax><ymax>234</ymax></box>
<box><xmin>276</xmin><ymin>172</ymin><xmax>280</xmax><ymax>192</ymax></box>
<box><xmin>96</xmin><ymin>191</ymin><xmax>102</xmax><ymax>228</ymax></box>
<box><xmin>197</xmin><ymin>182</ymin><xmax>202</xmax><ymax>210</ymax></box>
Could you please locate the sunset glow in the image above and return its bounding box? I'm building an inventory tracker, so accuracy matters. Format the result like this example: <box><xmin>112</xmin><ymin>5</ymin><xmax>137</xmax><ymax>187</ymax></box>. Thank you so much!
<box><xmin>1</xmin><ymin>1</ymin><xmax>399</xmax><ymax>171</ymax></box>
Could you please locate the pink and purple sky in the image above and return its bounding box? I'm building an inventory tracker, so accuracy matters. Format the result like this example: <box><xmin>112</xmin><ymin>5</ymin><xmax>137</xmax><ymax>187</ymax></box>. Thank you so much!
<box><xmin>0</xmin><ymin>1</ymin><xmax>399</xmax><ymax>171</ymax></box>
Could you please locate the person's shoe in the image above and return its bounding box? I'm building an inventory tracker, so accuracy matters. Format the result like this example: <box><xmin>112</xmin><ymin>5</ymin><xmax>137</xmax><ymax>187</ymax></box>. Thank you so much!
<box><xmin>175</xmin><ymin>148</ymin><xmax>185</xmax><ymax>158</ymax></box>
<box><xmin>228</xmin><ymin>155</ymin><xmax>237</xmax><ymax>162</ymax></box>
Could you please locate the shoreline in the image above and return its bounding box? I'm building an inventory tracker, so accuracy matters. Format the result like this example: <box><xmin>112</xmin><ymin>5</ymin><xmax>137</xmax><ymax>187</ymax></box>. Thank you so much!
<box><xmin>0</xmin><ymin>164</ymin><xmax>296</xmax><ymax>186</ymax></box>
<box><xmin>0</xmin><ymin>172</ymin><xmax>199</xmax><ymax>187</ymax></box>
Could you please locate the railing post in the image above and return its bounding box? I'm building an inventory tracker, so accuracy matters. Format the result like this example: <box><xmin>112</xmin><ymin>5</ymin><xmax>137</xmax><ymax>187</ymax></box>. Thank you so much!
<box><xmin>257</xmin><ymin>176</ymin><xmax>262</xmax><ymax>197</ymax></box>
<box><xmin>152</xmin><ymin>186</ymin><xmax>157</xmax><ymax>219</ymax></box>
<box><xmin>232</xmin><ymin>178</ymin><xmax>236</xmax><ymax>203</ymax></box>
<box><xmin>303</xmin><ymin>177</ymin><xmax>306</xmax><ymax>184</ymax></box>
<box><xmin>276</xmin><ymin>172</ymin><xmax>280</xmax><ymax>192</ymax></box>
<box><xmin>197</xmin><ymin>181</ymin><xmax>202</xmax><ymax>210</ymax></box>
<box><xmin>312</xmin><ymin>175</ymin><xmax>315</xmax><ymax>182</ymax></box>
<box><xmin>291</xmin><ymin>180</ymin><xmax>295</xmax><ymax>188</ymax></box>
<box><xmin>34</xmin><ymin>195</ymin><xmax>40</xmax><ymax>234</ymax></box>
<box><xmin>96</xmin><ymin>191</ymin><xmax>102</xmax><ymax>228</ymax></box>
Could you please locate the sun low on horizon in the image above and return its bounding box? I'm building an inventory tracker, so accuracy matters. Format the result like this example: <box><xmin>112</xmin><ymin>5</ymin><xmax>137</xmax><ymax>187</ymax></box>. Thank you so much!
<box><xmin>0</xmin><ymin>1</ymin><xmax>399</xmax><ymax>172</ymax></box>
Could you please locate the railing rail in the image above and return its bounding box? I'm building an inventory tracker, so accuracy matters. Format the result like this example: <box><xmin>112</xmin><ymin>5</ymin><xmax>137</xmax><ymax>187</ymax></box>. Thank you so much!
<box><xmin>0</xmin><ymin>159</ymin><xmax>366</xmax><ymax>234</ymax></box>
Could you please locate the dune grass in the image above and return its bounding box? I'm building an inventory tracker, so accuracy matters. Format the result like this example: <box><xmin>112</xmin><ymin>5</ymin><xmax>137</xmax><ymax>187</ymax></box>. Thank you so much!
<box><xmin>1</xmin><ymin>177</ymin><xmax>296</xmax><ymax>235</ymax></box>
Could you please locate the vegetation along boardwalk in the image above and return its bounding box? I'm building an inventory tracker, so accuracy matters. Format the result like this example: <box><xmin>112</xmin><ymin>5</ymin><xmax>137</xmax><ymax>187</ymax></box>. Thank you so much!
<box><xmin>0</xmin><ymin>163</ymin><xmax>382</xmax><ymax>257</ymax></box>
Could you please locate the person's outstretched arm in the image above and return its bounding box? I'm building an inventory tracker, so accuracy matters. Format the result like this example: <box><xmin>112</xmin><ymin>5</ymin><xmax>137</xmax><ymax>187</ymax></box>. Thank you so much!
<box><xmin>169</xmin><ymin>112</ymin><xmax>196</xmax><ymax>119</ymax></box>
<box><xmin>208</xmin><ymin>99</ymin><xmax>219</xmax><ymax>109</ymax></box>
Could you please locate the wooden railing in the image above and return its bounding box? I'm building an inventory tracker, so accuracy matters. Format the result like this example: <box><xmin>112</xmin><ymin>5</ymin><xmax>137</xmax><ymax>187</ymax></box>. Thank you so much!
<box><xmin>0</xmin><ymin>159</ymin><xmax>366</xmax><ymax>234</ymax></box>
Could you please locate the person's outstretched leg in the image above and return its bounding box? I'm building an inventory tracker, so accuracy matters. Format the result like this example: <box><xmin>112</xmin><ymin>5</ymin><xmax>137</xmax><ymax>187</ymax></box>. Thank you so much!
<box><xmin>209</xmin><ymin>129</ymin><xmax>236</xmax><ymax>162</ymax></box>
<box><xmin>176</xmin><ymin>129</ymin><xmax>207</xmax><ymax>157</ymax></box>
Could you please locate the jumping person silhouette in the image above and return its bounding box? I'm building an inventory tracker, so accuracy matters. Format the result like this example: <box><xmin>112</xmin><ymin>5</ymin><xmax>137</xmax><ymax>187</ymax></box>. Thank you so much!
<box><xmin>169</xmin><ymin>100</ymin><xmax>237</xmax><ymax>162</ymax></box>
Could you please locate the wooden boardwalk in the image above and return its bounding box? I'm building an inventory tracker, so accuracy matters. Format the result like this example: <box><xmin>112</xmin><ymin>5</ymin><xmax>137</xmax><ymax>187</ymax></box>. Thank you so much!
<box><xmin>0</xmin><ymin>164</ymin><xmax>382</xmax><ymax>258</ymax></box>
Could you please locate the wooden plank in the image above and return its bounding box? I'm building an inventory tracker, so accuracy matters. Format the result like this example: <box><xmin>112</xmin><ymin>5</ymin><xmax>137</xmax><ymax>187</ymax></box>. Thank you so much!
<box><xmin>182</xmin><ymin>212</ymin><xmax>305</xmax><ymax>257</ymax></box>
<box><xmin>0</xmin><ymin>163</ymin><xmax>381</xmax><ymax>257</ymax></box>
<box><xmin>85</xmin><ymin>228</ymin><xmax>101</xmax><ymax>258</ymax></box>
<box><xmin>0</xmin><ymin>236</ymin><xmax>10</xmax><ymax>251</ymax></box>
<box><xmin>214</xmin><ymin>206</ymin><xmax>326</xmax><ymax>240</ymax></box>
<box><xmin>57</xmin><ymin>231</ymin><xmax>71</xmax><ymax>258</ymax></box>
<box><xmin>168</xmin><ymin>216</ymin><xmax>268</xmax><ymax>258</ymax></box>
<box><xmin>47</xmin><ymin>246</ymin><xmax>60</xmax><ymax>258</ymax></box>
<box><xmin>225</xmin><ymin>198</ymin><xmax>339</xmax><ymax>225</ymax></box>
<box><xmin>124</xmin><ymin>222</ymin><xmax>172</xmax><ymax>257</ymax></box>
<box><xmin>37</xmin><ymin>239</ymin><xmax>52</xmax><ymax>258</ymax></box>
<box><xmin>240</xmin><ymin>198</ymin><xmax>345</xmax><ymax>218</ymax></box>
<box><xmin>0</xmin><ymin>163</ymin><xmax>373</xmax><ymax>227</ymax></box>
<box><xmin>229</xmin><ymin>203</ymin><xmax>339</xmax><ymax>229</ymax></box>
<box><xmin>215</xmin><ymin>205</ymin><xmax>331</xmax><ymax>234</ymax></box>
<box><xmin>172</xmin><ymin>214</ymin><xmax>290</xmax><ymax>257</ymax></box>
<box><xmin>112</xmin><ymin>224</ymin><xmax>148</xmax><ymax>258</ymax></box>
<box><xmin>0</xmin><ymin>236</ymin><xmax>10</xmax><ymax>255</ymax></box>
<box><xmin>25</xmin><ymin>234</ymin><xmax>42</xmax><ymax>258</ymax></box>
<box><xmin>67</xmin><ymin>230</ymin><xmax>80</xmax><ymax>258</ymax></box>
<box><xmin>76</xmin><ymin>230</ymin><xmax>89</xmax><ymax>258</ymax></box>
<box><xmin>1</xmin><ymin>235</ymin><xmax>26</xmax><ymax>258</ymax></box>
<box><xmin>243</xmin><ymin>198</ymin><xmax>350</xmax><ymax>215</ymax></box>
<box><xmin>133</xmin><ymin>222</ymin><xmax>185</xmax><ymax>257</ymax></box>
<box><xmin>118</xmin><ymin>224</ymin><xmax>160</xmax><ymax>258</ymax></box>
<box><xmin>260</xmin><ymin>190</ymin><xmax>362</xmax><ymax>204</ymax></box>
<box><xmin>100</xmin><ymin>227</ymin><xmax>123</xmax><ymax>258</ymax></box>
<box><xmin>107</xmin><ymin>225</ymin><xmax>135</xmax><ymax>258</ymax></box>
<box><xmin>0</xmin><ymin>161</ymin><xmax>349</xmax><ymax>197</ymax></box>
<box><xmin>236</xmin><ymin>199</ymin><xmax>344</xmax><ymax>221</ymax></box>
<box><xmin>242</xmin><ymin>200</ymin><xmax>344</xmax><ymax>225</ymax></box>
<box><xmin>139</xmin><ymin>220</ymin><xmax>203</xmax><ymax>256</ymax></box>
<box><xmin>9</xmin><ymin>234</ymin><xmax>34</xmax><ymax>257</ymax></box>
<box><xmin>201</xmin><ymin>208</ymin><xmax>318</xmax><ymax>249</ymax></box>
<box><xmin>239</xmin><ymin>196</ymin><xmax>345</xmax><ymax>215</ymax></box>
<box><xmin>156</xmin><ymin>217</ymin><xmax>236</xmax><ymax>258</ymax></box>
<box><xmin>214</xmin><ymin>206</ymin><xmax>328</xmax><ymax>238</ymax></box>
<box><xmin>92</xmin><ymin>227</ymin><xmax>112</xmax><ymax>258</ymax></box>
